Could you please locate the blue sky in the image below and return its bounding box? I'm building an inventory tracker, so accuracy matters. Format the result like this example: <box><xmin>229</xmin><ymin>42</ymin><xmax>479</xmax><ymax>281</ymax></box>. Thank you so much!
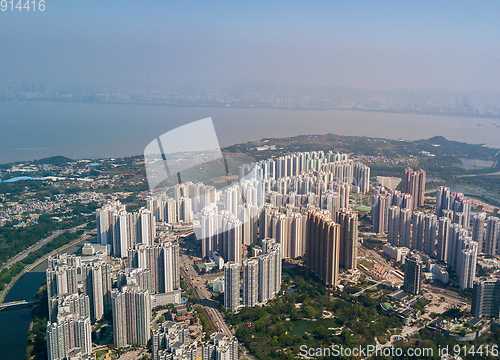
<box><xmin>1</xmin><ymin>1</ymin><xmax>500</xmax><ymax>91</ymax></box>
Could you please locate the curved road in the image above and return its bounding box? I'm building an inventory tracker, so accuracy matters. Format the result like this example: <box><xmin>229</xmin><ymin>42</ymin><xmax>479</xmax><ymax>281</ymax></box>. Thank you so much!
<box><xmin>0</xmin><ymin>229</ymin><xmax>91</xmax><ymax>304</ymax></box>
<box><xmin>0</xmin><ymin>223</ymin><xmax>87</xmax><ymax>273</ymax></box>
<box><xmin>179</xmin><ymin>253</ymin><xmax>256</xmax><ymax>359</ymax></box>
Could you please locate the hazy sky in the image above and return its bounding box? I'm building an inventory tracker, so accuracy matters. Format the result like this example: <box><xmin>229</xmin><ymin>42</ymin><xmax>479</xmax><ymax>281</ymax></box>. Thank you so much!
<box><xmin>1</xmin><ymin>1</ymin><xmax>500</xmax><ymax>91</ymax></box>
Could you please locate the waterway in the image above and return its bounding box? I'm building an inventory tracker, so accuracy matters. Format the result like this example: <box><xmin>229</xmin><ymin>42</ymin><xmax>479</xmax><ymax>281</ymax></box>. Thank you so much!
<box><xmin>1</xmin><ymin>101</ymin><xmax>500</xmax><ymax>164</ymax></box>
<box><xmin>0</xmin><ymin>176</ymin><xmax>46</xmax><ymax>183</ymax></box>
<box><xmin>0</xmin><ymin>241</ymin><xmax>85</xmax><ymax>360</ymax></box>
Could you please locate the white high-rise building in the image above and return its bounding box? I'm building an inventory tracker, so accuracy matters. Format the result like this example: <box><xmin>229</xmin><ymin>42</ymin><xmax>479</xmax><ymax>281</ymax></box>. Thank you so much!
<box><xmin>289</xmin><ymin>212</ymin><xmax>306</xmax><ymax>258</ymax></box>
<box><xmin>423</xmin><ymin>214</ymin><xmax>437</xmax><ymax>257</ymax></box>
<box><xmin>81</xmin><ymin>260</ymin><xmax>112</xmax><ymax>320</ymax></box>
<box><xmin>220</xmin><ymin>213</ymin><xmax>242</xmax><ymax>265</ymax></box>
<box><xmin>437</xmin><ymin>217</ymin><xmax>451</xmax><ymax>262</ymax></box>
<box><xmin>97</xmin><ymin>200</ymin><xmax>126</xmax><ymax>249</ymax></box>
<box><xmin>242</xmin><ymin>259</ymin><xmax>259</xmax><ymax>307</ymax></box>
<box><xmin>472</xmin><ymin>212</ymin><xmax>487</xmax><ymax>253</ymax></box>
<box><xmin>127</xmin><ymin>241</ymin><xmax>180</xmax><ymax>294</ymax></box>
<box><xmin>260</xmin><ymin>238</ymin><xmax>282</xmax><ymax>300</ymax></box>
<box><xmin>225</xmin><ymin>185</ymin><xmax>241</xmax><ymax>216</ymax></box>
<box><xmin>48</xmin><ymin>293</ymin><xmax>90</xmax><ymax>324</ymax></box>
<box><xmin>457</xmin><ymin>238</ymin><xmax>478</xmax><ymax>290</ymax></box>
<box><xmin>200</xmin><ymin>203</ymin><xmax>219</xmax><ymax>259</ymax></box>
<box><xmin>224</xmin><ymin>262</ymin><xmax>240</xmax><ymax>311</ymax></box>
<box><xmin>46</xmin><ymin>313</ymin><xmax>92</xmax><ymax>360</ymax></box>
<box><xmin>447</xmin><ymin>224</ymin><xmax>467</xmax><ymax>271</ymax></box>
<box><xmin>113</xmin><ymin>210</ymin><xmax>131</xmax><ymax>258</ymax></box>
<box><xmin>411</xmin><ymin>211</ymin><xmax>425</xmax><ymax>251</ymax></box>
<box><xmin>485</xmin><ymin>216</ymin><xmax>500</xmax><ymax>255</ymax></box>
<box><xmin>139</xmin><ymin>208</ymin><xmax>156</xmax><ymax>246</ymax></box>
<box><xmin>178</xmin><ymin>196</ymin><xmax>193</xmax><ymax>222</ymax></box>
<box><xmin>387</xmin><ymin>205</ymin><xmax>400</xmax><ymax>246</ymax></box>
<box><xmin>399</xmin><ymin>208</ymin><xmax>412</xmax><ymax>248</ymax></box>
<box><xmin>435</xmin><ymin>186</ymin><xmax>451</xmax><ymax>218</ymax></box>
<box><xmin>46</xmin><ymin>265</ymin><xmax>78</xmax><ymax>300</ymax></box>
<box><xmin>353</xmin><ymin>162</ymin><xmax>370</xmax><ymax>193</ymax></box>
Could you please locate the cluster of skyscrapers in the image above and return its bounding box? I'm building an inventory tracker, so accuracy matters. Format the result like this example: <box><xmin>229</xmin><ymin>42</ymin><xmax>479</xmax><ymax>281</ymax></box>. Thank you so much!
<box><xmin>239</xmin><ymin>151</ymin><xmax>370</xmax><ymax>192</ymax></box>
<box><xmin>224</xmin><ymin>238</ymin><xmax>282</xmax><ymax>311</ymax></box>
<box><xmin>403</xmin><ymin>167</ymin><xmax>426</xmax><ymax>209</ymax></box>
<box><xmin>147</xmin><ymin>192</ymin><xmax>195</xmax><ymax>223</ymax></box>
<box><xmin>375</xmin><ymin>170</ymin><xmax>496</xmax><ymax>291</ymax></box>
<box><xmin>46</xmin><ymin>253</ymin><xmax>108</xmax><ymax>360</ymax></box>
<box><xmin>305</xmin><ymin>208</ymin><xmax>358</xmax><ymax>288</ymax></box>
<box><xmin>193</xmin><ymin>153</ymin><xmax>366</xmax><ymax>271</ymax></box>
<box><xmin>372</xmin><ymin>186</ymin><xmax>413</xmax><ymax>234</ymax></box>
<box><xmin>97</xmin><ymin>201</ymin><xmax>156</xmax><ymax>257</ymax></box>
<box><xmin>111</xmin><ymin>233</ymin><xmax>181</xmax><ymax>348</ymax></box>
<box><xmin>48</xmin><ymin>194</ymin><xmax>185</xmax><ymax>355</ymax></box>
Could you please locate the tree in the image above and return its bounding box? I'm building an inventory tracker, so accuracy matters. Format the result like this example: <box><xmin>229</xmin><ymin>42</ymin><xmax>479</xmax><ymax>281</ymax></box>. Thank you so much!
<box><xmin>303</xmin><ymin>306</ymin><xmax>315</xmax><ymax>318</ymax></box>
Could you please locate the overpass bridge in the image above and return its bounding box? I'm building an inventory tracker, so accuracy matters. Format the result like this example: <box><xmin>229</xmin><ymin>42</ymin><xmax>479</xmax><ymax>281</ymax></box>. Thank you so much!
<box><xmin>0</xmin><ymin>299</ymin><xmax>39</xmax><ymax>310</ymax></box>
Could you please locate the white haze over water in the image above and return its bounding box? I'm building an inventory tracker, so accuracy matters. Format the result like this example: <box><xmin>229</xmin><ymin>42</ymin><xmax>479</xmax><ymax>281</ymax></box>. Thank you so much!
<box><xmin>0</xmin><ymin>101</ymin><xmax>499</xmax><ymax>164</ymax></box>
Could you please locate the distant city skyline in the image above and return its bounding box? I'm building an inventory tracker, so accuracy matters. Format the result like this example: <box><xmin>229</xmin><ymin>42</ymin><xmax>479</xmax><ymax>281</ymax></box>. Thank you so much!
<box><xmin>4</xmin><ymin>80</ymin><xmax>500</xmax><ymax>119</ymax></box>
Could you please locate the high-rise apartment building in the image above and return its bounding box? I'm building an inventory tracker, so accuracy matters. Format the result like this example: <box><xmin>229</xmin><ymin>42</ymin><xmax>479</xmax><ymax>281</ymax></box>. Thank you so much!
<box><xmin>220</xmin><ymin>212</ymin><xmax>242</xmax><ymax>265</ymax></box>
<box><xmin>372</xmin><ymin>193</ymin><xmax>391</xmax><ymax>234</ymax></box>
<box><xmin>111</xmin><ymin>286</ymin><xmax>151</xmax><ymax>348</ymax></box>
<box><xmin>423</xmin><ymin>214</ymin><xmax>437</xmax><ymax>257</ymax></box>
<box><xmin>337</xmin><ymin>209</ymin><xmax>358</xmax><ymax>270</ymax></box>
<box><xmin>127</xmin><ymin>241</ymin><xmax>180</xmax><ymax>294</ymax></box>
<box><xmin>200</xmin><ymin>203</ymin><xmax>219</xmax><ymax>259</ymax></box>
<box><xmin>484</xmin><ymin>216</ymin><xmax>500</xmax><ymax>255</ymax></box>
<box><xmin>387</xmin><ymin>205</ymin><xmax>400</xmax><ymax>246</ymax></box>
<box><xmin>152</xmin><ymin>321</ymin><xmax>193</xmax><ymax>360</ymax></box>
<box><xmin>202</xmin><ymin>332</ymin><xmax>238</xmax><ymax>360</ymax></box>
<box><xmin>457</xmin><ymin>239</ymin><xmax>478</xmax><ymax>290</ymax></box>
<box><xmin>446</xmin><ymin>224</ymin><xmax>467</xmax><ymax>271</ymax></box>
<box><xmin>305</xmin><ymin>209</ymin><xmax>340</xmax><ymax>288</ymax></box>
<box><xmin>46</xmin><ymin>265</ymin><xmax>78</xmax><ymax>300</ymax></box>
<box><xmin>260</xmin><ymin>238</ymin><xmax>282</xmax><ymax>301</ymax></box>
<box><xmin>224</xmin><ymin>262</ymin><xmax>240</xmax><ymax>311</ymax></box>
<box><xmin>81</xmin><ymin>259</ymin><xmax>112</xmax><ymax>320</ymax></box>
<box><xmin>472</xmin><ymin>212</ymin><xmax>487</xmax><ymax>253</ymax></box>
<box><xmin>353</xmin><ymin>162</ymin><xmax>371</xmax><ymax>193</ymax></box>
<box><xmin>411</xmin><ymin>211</ymin><xmax>425</xmax><ymax>251</ymax></box>
<box><xmin>97</xmin><ymin>200</ymin><xmax>126</xmax><ymax>249</ymax></box>
<box><xmin>404</xmin><ymin>168</ymin><xmax>426</xmax><ymax>209</ymax></box>
<box><xmin>242</xmin><ymin>259</ymin><xmax>259</xmax><ymax>307</ymax></box>
<box><xmin>399</xmin><ymin>208</ymin><xmax>413</xmax><ymax>248</ymax></box>
<box><xmin>48</xmin><ymin>293</ymin><xmax>90</xmax><ymax>324</ymax></box>
<box><xmin>436</xmin><ymin>217</ymin><xmax>451</xmax><ymax>262</ymax></box>
<box><xmin>435</xmin><ymin>186</ymin><xmax>451</xmax><ymax>218</ymax></box>
<box><xmin>46</xmin><ymin>313</ymin><xmax>92</xmax><ymax>360</ymax></box>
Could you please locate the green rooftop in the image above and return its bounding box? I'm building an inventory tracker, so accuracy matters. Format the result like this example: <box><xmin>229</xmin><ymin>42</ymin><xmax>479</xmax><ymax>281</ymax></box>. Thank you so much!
<box><xmin>382</xmin><ymin>302</ymin><xmax>393</xmax><ymax>310</ymax></box>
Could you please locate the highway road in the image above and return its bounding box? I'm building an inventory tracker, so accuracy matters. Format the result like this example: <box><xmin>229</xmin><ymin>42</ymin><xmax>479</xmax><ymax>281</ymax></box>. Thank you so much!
<box><xmin>0</xmin><ymin>231</ymin><xmax>91</xmax><ymax>303</ymax></box>
<box><xmin>178</xmin><ymin>252</ymin><xmax>257</xmax><ymax>359</ymax></box>
<box><xmin>0</xmin><ymin>223</ymin><xmax>87</xmax><ymax>272</ymax></box>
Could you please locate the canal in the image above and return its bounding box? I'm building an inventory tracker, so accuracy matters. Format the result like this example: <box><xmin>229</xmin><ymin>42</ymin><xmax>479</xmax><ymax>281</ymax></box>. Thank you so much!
<box><xmin>0</xmin><ymin>241</ymin><xmax>86</xmax><ymax>360</ymax></box>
